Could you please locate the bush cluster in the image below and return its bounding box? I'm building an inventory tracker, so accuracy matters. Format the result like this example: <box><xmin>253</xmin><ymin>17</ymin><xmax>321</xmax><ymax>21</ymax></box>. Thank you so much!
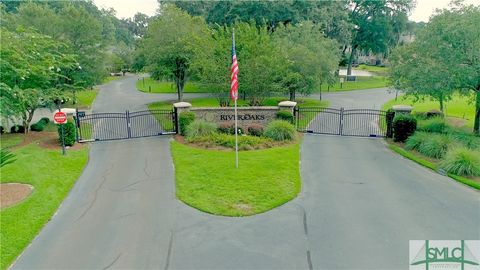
<box><xmin>417</xmin><ymin>117</ymin><xmax>448</xmax><ymax>134</ymax></box>
<box><xmin>440</xmin><ymin>147</ymin><xmax>480</xmax><ymax>176</ymax></box>
<box><xmin>276</xmin><ymin>111</ymin><xmax>294</xmax><ymax>124</ymax></box>
<box><xmin>393</xmin><ymin>114</ymin><xmax>417</xmax><ymax>142</ymax></box>
<box><xmin>189</xmin><ymin>133</ymin><xmax>273</xmax><ymax>150</ymax></box>
<box><xmin>185</xmin><ymin>120</ymin><xmax>217</xmax><ymax>139</ymax></box>
<box><xmin>217</xmin><ymin>122</ymin><xmax>243</xmax><ymax>135</ymax></box>
<box><xmin>247</xmin><ymin>124</ymin><xmax>264</xmax><ymax>137</ymax></box>
<box><xmin>10</xmin><ymin>125</ymin><xmax>25</xmax><ymax>133</ymax></box>
<box><xmin>179</xmin><ymin>112</ymin><xmax>195</xmax><ymax>136</ymax></box>
<box><xmin>406</xmin><ymin>132</ymin><xmax>450</xmax><ymax>159</ymax></box>
<box><xmin>57</xmin><ymin>122</ymin><xmax>76</xmax><ymax>146</ymax></box>
<box><xmin>0</xmin><ymin>126</ymin><xmax>4</xmax><ymax>134</ymax></box>
<box><xmin>264</xmin><ymin>120</ymin><xmax>296</xmax><ymax>141</ymax></box>
<box><xmin>30</xmin><ymin>117</ymin><xmax>50</xmax><ymax>132</ymax></box>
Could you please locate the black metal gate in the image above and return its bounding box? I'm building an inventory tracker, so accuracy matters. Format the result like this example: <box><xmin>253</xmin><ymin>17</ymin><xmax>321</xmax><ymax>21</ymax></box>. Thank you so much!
<box><xmin>295</xmin><ymin>107</ymin><xmax>393</xmax><ymax>138</ymax></box>
<box><xmin>75</xmin><ymin>109</ymin><xmax>176</xmax><ymax>142</ymax></box>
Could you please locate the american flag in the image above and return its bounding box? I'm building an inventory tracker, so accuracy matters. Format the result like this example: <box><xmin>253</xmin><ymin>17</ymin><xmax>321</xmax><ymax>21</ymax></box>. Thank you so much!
<box><xmin>230</xmin><ymin>30</ymin><xmax>239</xmax><ymax>101</ymax></box>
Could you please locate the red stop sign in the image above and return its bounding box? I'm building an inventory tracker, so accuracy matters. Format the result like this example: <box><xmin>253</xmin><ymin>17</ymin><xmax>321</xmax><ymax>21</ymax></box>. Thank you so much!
<box><xmin>53</xmin><ymin>111</ymin><xmax>67</xmax><ymax>124</ymax></box>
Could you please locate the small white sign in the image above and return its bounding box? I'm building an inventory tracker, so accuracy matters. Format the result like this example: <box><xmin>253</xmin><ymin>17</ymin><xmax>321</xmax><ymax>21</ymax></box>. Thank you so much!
<box><xmin>340</xmin><ymin>78</ymin><xmax>345</xmax><ymax>83</ymax></box>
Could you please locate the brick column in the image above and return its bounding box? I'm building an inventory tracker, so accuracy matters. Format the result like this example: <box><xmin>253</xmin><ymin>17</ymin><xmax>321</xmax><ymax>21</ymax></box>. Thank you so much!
<box><xmin>173</xmin><ymin>102</ymin><xmax>192</xmax><ymax>134</ymax></box>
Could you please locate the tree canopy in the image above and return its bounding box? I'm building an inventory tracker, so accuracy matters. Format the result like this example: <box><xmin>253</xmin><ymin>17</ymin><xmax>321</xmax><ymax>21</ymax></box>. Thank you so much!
<box><xmin>389</xmin><ymin>3</ymin><xmax>480</xmax><ymax>134</ymax></box>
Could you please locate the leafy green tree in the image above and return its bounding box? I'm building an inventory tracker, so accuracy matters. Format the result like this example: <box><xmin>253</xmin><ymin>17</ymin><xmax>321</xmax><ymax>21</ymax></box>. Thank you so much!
<box><xmin>346</xmin><ymin>0</ymin><xmax>414</xmax><ymax>75</ymax></box>
<box><xmin>141</xmin><ymin>5</ymin><xmax>211</xmax><ymax>101</ymax></box>
<box><xmin>390</xmin><ymin>3</ymin><xmax>480</xmax><ymax>134</ymax></box>
<box><xmin>0</xmin><ymin>28</ymin><xmax>77</xmax><ymax>131</ymax></box>
<box><xmin>274</xmin><ymin>22</ymin><xmax>340</xmax><ymax>100</ymax></box>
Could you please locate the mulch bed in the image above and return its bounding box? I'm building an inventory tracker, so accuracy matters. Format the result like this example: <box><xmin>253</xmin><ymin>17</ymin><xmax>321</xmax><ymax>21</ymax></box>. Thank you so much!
<box><xmin>0</xmin><ymin>183</ymin><xmax>33</xmax><ymax>209</ymax></box>
<box><xmin>8</xmin><ymin>132</ymin><xmax>84</xmax><ymax>151</ymax></box>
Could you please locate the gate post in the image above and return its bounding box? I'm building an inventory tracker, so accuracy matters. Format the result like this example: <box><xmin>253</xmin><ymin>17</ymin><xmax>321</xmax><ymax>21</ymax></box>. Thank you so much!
<box><xmin>126</xmin><ymin>110</ymin><xmax>131</xmax><ymax>139</ymax></box>
<box><xmin>386</xmin><ymin>110</ymin><xmax>395</xmax><ymax>138</ymax></box>
<box><xmin>339</xmin><ymin>107</ymin><xmax>344</xmax><ymax>135</ymax></box>
<box><xmin>173</xmin><ymin>107</ymin><xmax>179</xmax><ymax>134</ymax></box>
<box><xmin>74</xmin><ymin>108</ymin><xmax>80</xmax><ymax>142</ymax></box>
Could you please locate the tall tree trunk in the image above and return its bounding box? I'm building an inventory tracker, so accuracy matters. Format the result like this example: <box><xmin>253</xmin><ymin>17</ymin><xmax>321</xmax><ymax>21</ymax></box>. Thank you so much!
<box><xmin>439</xmin><ymin>93</ymin><xmax>444</xmax><ymax>112</ymax></box>
<box><xmin>474</xmin><ymin>87</ymin><xmax>480</xmax><ymax>134</ymax></box>
<box><xmin>347</xmin><ymin>45</ymin><xmax>357</xmax><ymax>76</ymax></box>
<box><xmin>289</xmin><ymin>90</ymin><xmax>295</xmax><ymax>101</ymax></box>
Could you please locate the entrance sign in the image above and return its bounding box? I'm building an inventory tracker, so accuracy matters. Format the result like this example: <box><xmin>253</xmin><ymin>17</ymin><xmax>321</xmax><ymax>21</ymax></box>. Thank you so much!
<box><xmin>53</xmin><ymin>111</ymin><xmax>67</xmax><ymax>124</ymax></box>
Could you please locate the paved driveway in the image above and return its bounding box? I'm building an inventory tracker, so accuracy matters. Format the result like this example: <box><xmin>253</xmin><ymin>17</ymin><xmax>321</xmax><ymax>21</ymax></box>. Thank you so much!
<box><xmin>13</xmin><ymin>76</ymin><xmax>479</xmax><ymax>269</ymax></box>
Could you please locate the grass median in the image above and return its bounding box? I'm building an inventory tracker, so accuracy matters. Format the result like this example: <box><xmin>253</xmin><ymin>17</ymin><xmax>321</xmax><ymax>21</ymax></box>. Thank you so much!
<box><xmin>171</xmin><ymin>140</ymin><xmax>301</xmax><ymax>216</ymax></box>
<box><xmin>0</xmin><ymin>139</ymin><xmax>89</xmax><ymax>269</ymax></box>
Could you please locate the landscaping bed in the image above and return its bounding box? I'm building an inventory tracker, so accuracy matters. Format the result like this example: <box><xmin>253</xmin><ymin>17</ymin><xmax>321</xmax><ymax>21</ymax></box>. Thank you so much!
<box><xmin>388</xmin><ymin>114</ymin><xmax>480</xmax><ymax>190</ymax></box>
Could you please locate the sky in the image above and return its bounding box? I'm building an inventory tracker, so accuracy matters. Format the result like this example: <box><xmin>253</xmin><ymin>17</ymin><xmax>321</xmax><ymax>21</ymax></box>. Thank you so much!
<box><xmin>93</xmin><ymin>0</ymin><xmax>480</xmax><ymax>22</ymax></box>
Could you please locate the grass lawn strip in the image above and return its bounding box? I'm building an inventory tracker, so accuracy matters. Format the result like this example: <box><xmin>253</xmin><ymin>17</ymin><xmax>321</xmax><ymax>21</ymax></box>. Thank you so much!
<box><xmin>0</xmin><ymin>142</ymin><xmax>89</xmax><ymax>269</ymax></box>
<box><xmin>138</xmin><ymin>76</ymin><xmax>386</xmax><ymax>94</ymax></box>
<box><xmin>171</xmin><ymin>141</ymin><xmax>301</xmax><ymax>216</ymax></box>
<box><xmin>388</xmin><ymin>143</ymin><xmax>480</xmax><ymax>190</ymax></box>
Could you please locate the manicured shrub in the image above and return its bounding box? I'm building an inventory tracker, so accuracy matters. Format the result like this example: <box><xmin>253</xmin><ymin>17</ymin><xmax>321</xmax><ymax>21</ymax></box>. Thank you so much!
<box><xmin>276</xmin><ymin>111</ymin><xmax>294</xmax><ymax>124</ymax></box>
<box><xmin>417</xmin><ymin>117</ymin><xmax>448</xmax><ymax>133</ymax></box>
<box><xmin>188</xmin><ymin>133</ymin><xmax>273</xmax><ymax>150</ymax></box>
<box><xmin>57</xmin><ymin>122</ymin><xmax>76</xmax><ymax>146</ymax></box>
<box><xmin>217</xmin><ymin>122</ymin><xmax>243</xmax><ymax>135</ymax></box>
<box><xmin>416</xmin><ymin>134</ymin><xmax>450</xmax><ymax>159</ymax></box>
<box><xmin>440</xmin><ymin>147</ymin><xmax>480</xmax><ymax>176</ymax></box>
<box><xmin>393</xmin><ymin>114</ymin><xmax>417</xmax><ymax>142</ymax></box>
<box><xmin>247</xmin><ymin>123</ymin><xmax>264</xmax><ymax>137</ymax></box>
<box><xmin>30</xmin><ymin>123</ymin><xmax>45</xmax><ymax>132</ymax></box>
<box><xmin>0</xmin><ymin>126</ymin><xmax>4</xmax><ymax>134</ymax></box>
<box><xmin>185</xmin><ymin>120</ymin><xmax>217</xmax><ymax>139</ymax></box>
<box><xmin>39</xmin><ymin>117</ymin><xmax>50</xmax><ymax>124</ymax></box>
<box><xmin>179</xmin><ymin>112</ymin><xmax>195</xmax><ymax>136</ymax></box>
<box><xmin>10</xmin><ymin>125</ymin><xmax>25</xmax><ymax>133</ymax></box>
<box><xmin>426</xmin><ymin>110</ymin><xmax>444</xmax><ymax>119</ymax></box>
<box><xmin>264</xmin><ymin>120</ymin><xmax>296</xmax><ymax>141</ymax></box>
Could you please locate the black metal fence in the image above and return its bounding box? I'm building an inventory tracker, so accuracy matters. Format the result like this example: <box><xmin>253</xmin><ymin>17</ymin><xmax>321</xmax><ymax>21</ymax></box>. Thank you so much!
<box><xmin>295</xmin><ymin>107</ymin><xmax>393</xmax><ymax>138</ymax></box>
<box><xmin>76</xmin><ymin>109</ymin><xmax>176</xmax><ymax>142</ymax></box>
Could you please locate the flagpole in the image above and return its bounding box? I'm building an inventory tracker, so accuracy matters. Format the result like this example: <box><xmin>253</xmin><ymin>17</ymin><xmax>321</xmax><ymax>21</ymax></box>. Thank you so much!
<box><xmin>233</xmin><ymin>28</ymin><xmax>239</xmax><ymax>169</ymax></box>
<box><xmin>234</xmin><ymin>97</ymin><xmax>238</xmax><ymax>168</ymax></box>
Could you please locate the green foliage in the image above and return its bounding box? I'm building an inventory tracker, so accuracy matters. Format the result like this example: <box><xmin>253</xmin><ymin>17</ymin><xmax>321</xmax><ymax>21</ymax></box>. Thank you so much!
<box><xmin>188</xmin><ymin>133</ymin><xmax>273</xmax><ymax>150</ymax></box>
<box><xmin>276</xmin><ymin>111</ymin><xmax>294</xmax><ymax>124</ymax></box>
<box><xmin>141</xmin><ymin>5</ymin><xmax>210</xmax><ymax>101</ymax></box>
<box><xmin>217</xmin><ymin>122</ymin><xmax>243</xmax><ymax>135</ymax></box>
<box><xmin>179</xmin><ymin>111</ymin><xmax>195</xmax><ymax>136</ymax></box>
<box><xmin>393</xmin><ymin>114</ymin><xmax>417</xmax><ymax>142</ymax></box>
<box><xmin>389</xmin><ymin>4</ymin><xmax>480</xmax><ymax>134</ymax></box>
<box><xmin>0</xmin><ymin>148</ymin><xmax>16</xmax><ymax>168</ymax></box>
<box><xmin>246</xmin><ymin>124</ymin><xmax>264</xmax><ymax>137</ymax></box>
<box><xmin>30</xmin><ymin>117</ymin><xmax>50</xmax><ymax>132</ymax></box>
<box><xmin>440</xmin><ymin>147</ymin><xmax>480</xmax><ymax>176</ymax></box>
<box><xmin>57</xmin><ymin>122</ymin><xmax>76</xmax><ymax>146</ymax></box>
<box><xmin>449</xmin><ymin>132</ymin><xmax>480</xmax><ymax>150</ymax></box>
<box><xmin>416</xmin><ymin>133</ymin><xmax>450</xmax><ymax>159</ymax></box>
<box><xmin>264</xmin><ymin>120</ymin><xmax>296</xmax><ymax>141</ymax></box>
<box><xmin>417</xmin><ymin>117</ymin><xmax>448</xmax><ymax>133</ymax></box>
<box><xmin>185</xmin><ymin>120</ymin><xmax>217</xmax><ymax>139</ymax></box>
<box><xmin>10</xmin><ymin>125</ymin><xmax>25</xmax><ymax>134</ymax></box>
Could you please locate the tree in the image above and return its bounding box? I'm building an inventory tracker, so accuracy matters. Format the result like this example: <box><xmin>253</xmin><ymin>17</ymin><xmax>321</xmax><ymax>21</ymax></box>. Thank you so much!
<box><xmin>390</xmin><ymin>3</ymin><xmax>480</xmax><ymax>134</ymax></box>
<box><xmin>0</xmin><ymin>28</ymin><xmax>77</xmax><ymax>131</ymax></box>
<box><xmin>194</xmin><ymin>22</ymin><xmax>288</xmax><ymax>106</ymax></box>
<box><xmin>141</xmin><ymin>5</ymin><xmax>211</xmax><ymax>101</ymax></box>
<box><xmin>274</xmin><ymin>22</ymin><xmax>340</xmax><ymax>100</ymax></box>
<box><xmin>346</xmin><ymin>0</ymin><xmax>414</xmax><ymax>75</ymax></box>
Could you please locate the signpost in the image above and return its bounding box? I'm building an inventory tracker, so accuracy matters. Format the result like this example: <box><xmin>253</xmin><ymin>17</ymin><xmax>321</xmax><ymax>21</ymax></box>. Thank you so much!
<box><xmin>54</xmin><ymin>111</ymin><xmax>67</xmax><ymax>155</ymax></box>
<box><xmin>340</xmin><ymin>77</ymin><xmax>345</xmax><ymax>89</ymax></box>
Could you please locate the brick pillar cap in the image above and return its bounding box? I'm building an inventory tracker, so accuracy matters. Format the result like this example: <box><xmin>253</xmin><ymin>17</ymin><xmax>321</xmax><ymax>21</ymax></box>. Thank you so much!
<box><xmin>278</xmin><ymin>101</ymin><xmax>297</xmax><ymax>107</ymax></box>
<box><xmin>173</xmin><ymin>102</ymin><xmax>192</xmax><ymax>108</ymax></box>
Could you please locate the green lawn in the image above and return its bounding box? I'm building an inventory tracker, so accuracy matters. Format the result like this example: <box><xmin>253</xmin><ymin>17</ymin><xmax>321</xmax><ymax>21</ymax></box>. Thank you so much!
<box><xmin>148</xmin><ymin>97</ymin><xmax>328</xmax><ymax>111</ymax></box>
<box><xmin>138</xmin><ymin>76</ymin><xmax>387</xmax><ymax>94</ymax></box>
<box><xmin>0</xmin><ymin>143</ymin><xmax>89</xmax><ymax>269</ymax></box>
<box><xmin>357</xmin><ymin>64</ymin><xmax>389</xmax><ymax>76</ymax></box>
<box><xmin>0</xmin><ymin>134</ymin><xmax>23</xmax><ymax>148</ymax></box>
<box><xmin>171</xmin><ymin>141</ymin><xmax>301</xmax><ymax>216</ymax></box>
<box><xmin>137</xmin><ymin>77</ymin><xmax>209</xmax><ymax>93</ymax></box>
<box><xmin>382</xmin><ymin>93</ymin><xmax>476</xmax><ymax>127</ymax></box>
<box><xmin>318</xmin><ymin>76</ymin><xmax>387</xmax><ymax>92</ymax></box>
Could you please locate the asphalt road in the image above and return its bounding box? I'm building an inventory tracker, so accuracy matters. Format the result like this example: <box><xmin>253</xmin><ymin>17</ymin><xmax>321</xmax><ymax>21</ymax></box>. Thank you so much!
<box><xmin>12</xmin><ymin>76</ymin><xmax>479</xmax><ymax>269</ymax></box>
